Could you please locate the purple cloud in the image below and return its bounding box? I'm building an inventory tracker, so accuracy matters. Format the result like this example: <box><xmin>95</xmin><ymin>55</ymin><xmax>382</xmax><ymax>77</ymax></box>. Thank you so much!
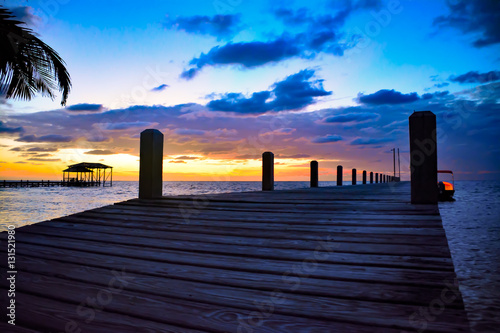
<box><xmin>357</xmin><ymin>89</ymin><xmax>420</xmax><ymax>105</ymax></box>
<box><xmin>174</xmin><ymin>129</ymin><xmax>206</xmax><ymax>136</ymax></box>
<box><xmin>0</xmin><ymin>121</ymin><xmax>24</xmax><ymax>134</ymax></box>
<box><xmin>312</xmin><ymin>134</ymin><xmax>343</xmax><ymax>143</ymax></box>
<box><xmin>165</xmin><ymin>14</ymin><xmax>242</xmax><ymax>40</ymax></box>
<box><xmin>151</xmin><ymin>84</ymin><xmax>169</xmax><ymax>92</ymax></box>
<box><xmin>66</xmin><ymin>103</ymin><xmax>104</xmax><ymax>113</ymax></box>
<box><xmin>16</xmin><ymin>134</ymin><xmax>73</xmax><ymax>143</ymax></box>
<box><xmin>449</xmin><ymin>71</ymin><xmax>500</xmax><ymax>84</ymax></box>
<box><xmin>101</xmin><ymin>122</ymin><xmax>155</xmax><ymax>130</ymax></box>
<box><xmin>433</xmin><ymin>0</ymin><xmax>500</xmax><ymax>47</ymax></box>
<box><xmin>207</xmin><ymin>69</ymin><xmax>331</xmax><ymax>114</ymax></box>
<box><xmin>324</xmin><ymin>112</ymin><xmax>379</xmax><ymax>123</ymax></box>
<box><xmin>350</xmin><ymin>137</ymin><xmax>392</xmax><ymax>145</ymax></box>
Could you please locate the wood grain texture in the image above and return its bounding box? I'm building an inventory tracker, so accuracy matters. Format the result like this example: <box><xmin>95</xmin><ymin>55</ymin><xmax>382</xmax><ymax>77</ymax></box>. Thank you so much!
<box><xmin>0</xmin><ymin>182</ymin><xmax>471</xmax><ymax>332</ymax></box>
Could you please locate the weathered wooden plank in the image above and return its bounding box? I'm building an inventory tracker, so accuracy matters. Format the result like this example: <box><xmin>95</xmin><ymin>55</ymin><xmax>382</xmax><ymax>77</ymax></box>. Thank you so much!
<box><xmin>112</xmin><ymin>200</ymin><xmax>443</xmax><ymax>220</ymax></box>
<box><xmin>1</xmin><ymin>266</ymin><xmax>469</xmax><ymax>332</ymax></box>
<box><xmin>50</xmin><ymin>214</ymin><xmax>451</xmax><ymax>247</ymax></box>
<box><xmin>71</xmin><ymin>209</ymin><xmax>447</xmax><ymax>236</ymax></box>
<box><xmin>118</xmin><ymin>199</ymin><xmax>441</xmax><ymax>215</ymax></box>
<box><xmin>0</xmin><ymin>289</ymin><xmax>205</xmax><ymax>333</ymax></box>
<box><xmin>1</xmin><ymin>274</ymin><xmax>414</xmax><ymax>333</ymax></box>
<box><xmin>2</xmin><ymin>244</ymin><xmax>463</xmax><ymax>308</ymax></box>
<box><xmin>24</xmin><ymin>221</ymin><xmax>453</xmax><ymax>259</ymax></box>
<box><xmin>1</xmin><ymin>253</ymin><xmax>465</xmax><ymax>309</ymax></box>
<box><xmin>23</xmin><ymin>224</ymin><xmax>455</xmax><ymax>269</ymax></box>
<box><xmin>110</xmin><ymin>203</ymin><xmax>444</xmax><ymax>225</ymax></box>
<box><xmin>8</xmin><ymin>232</ymin><xmax>456</xmax><ymax>287</ymax></box>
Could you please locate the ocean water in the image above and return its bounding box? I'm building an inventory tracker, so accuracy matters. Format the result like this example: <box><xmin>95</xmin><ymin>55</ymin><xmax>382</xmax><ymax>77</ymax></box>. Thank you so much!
<box><xmin>439</xmin><ymin>180</ymin><xmax>500</xmax><ymax>333</ymax></box>
<box><xmin>0</xmin><ymin>181</ymin><xmax>337</xmax><ymax>228</ymax></box>
<box><xmin>0</xmin><ymin>180</ymin><xmax>498</xmax><ymax>332</ymax></box>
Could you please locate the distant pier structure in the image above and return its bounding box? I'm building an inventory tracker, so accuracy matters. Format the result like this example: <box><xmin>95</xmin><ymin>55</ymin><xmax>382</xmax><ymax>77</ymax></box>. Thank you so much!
<box><xmin>1</xmin><ymin>162</ymin><xmax>113</xmax><ymax>188</ymax></box>
<box><xmin>62</xmin><ymin>162</ymin><xmax>113</xmax><ymax>187</ymax></box>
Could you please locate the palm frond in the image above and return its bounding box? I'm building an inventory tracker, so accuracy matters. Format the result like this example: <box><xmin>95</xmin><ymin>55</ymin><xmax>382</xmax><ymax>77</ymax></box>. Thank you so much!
<box><xmin>0</xmin><ymin>6</ymin><xmax>71</xmax><ymax>105</ymax></box>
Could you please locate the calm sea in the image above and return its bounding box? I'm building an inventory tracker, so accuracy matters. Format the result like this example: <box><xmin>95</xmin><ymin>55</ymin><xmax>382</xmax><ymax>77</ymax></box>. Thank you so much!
<box><xmin>0</xmin><ymin>180</ymin><xmax>498</xmax><ymax>332</ymax></box>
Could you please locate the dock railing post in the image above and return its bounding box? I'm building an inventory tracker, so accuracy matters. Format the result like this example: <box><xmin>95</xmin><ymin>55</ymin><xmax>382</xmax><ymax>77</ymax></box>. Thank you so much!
<box><xmin>370</xmin><ymin>172</ymin><xmax>373</xmax><ymax>184</ymax></box>
<box><xmin>352</xmin><ymin>168</ymin><xmax>357</xmax><ymax>185</ymax></box>
<box><xmin>139</xmin><ymin>129</ymin><xmax>164</xmax><ymax>199</ymax></box>
<box><xmin>409</xmin><ymin>111</ymin><xmax>438</xmax><ymax>204</ymax></box>
<box><xmin>310</xmin><ymin>160</ymin><xmax>318</xmax><ymax>188</ymax></box>
<box><xmin>362</xmin><ymin>170</ymin><xmax>367</xmax><ymax>184</ymax></box>
<box><xmin>262</xmin><ymin>152</ymin><xmax>274</xmax><ymax>191</ymax></box>
<box><xmin>337</xmin><ymin>165</ymin><xmax>343</xmax><ymax>186</ymax></box>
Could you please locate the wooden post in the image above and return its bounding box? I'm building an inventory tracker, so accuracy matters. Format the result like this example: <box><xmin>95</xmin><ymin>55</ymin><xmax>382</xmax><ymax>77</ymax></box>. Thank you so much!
<box><xmin>352</xmin><ymin>168</ymin><xmax>356</xmax><ymax>185</ymax></box>
<box><xmin>370</xmin><ymin>172</ymin><xmax>373</xmax><ymax>184</ymax></box>
<box><xmin>139</xmin><ymin>129</ymin><xmax>164</xmax><ymax>199</ymax></box>
<box><xmin>362</xmin><ymin>170</ymin><xmax>367</xmax><ymax>184</ymax></box>
<box><xmin>409</xmin><ymin>111</ymin><xmax>438</xmax><ymax>204</ymax></box>
<box><xmin>337</xmin><ymin>165</ymin><xmax>343</xmax><ymax>186</ymax></box>
<box><xmin>310</xmin><ymin>160</ymin><xmax>318</xmax><ymax>188</ymax></box>
<box><xmin>262</xmin><ymin>152</ymin><xmax>274</xmax><ymax>191</ymax></box>
<box><xmin>375</xmin><ymin>173</ymin><xmax>378</xmax><ymax>183</ymax></box>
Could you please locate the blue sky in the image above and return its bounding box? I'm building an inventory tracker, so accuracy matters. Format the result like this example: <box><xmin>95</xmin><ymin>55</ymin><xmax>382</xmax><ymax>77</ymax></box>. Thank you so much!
<box><xmin>1</xmin><ymin>0</ymin><xmax>499</xmax><ymax>180</ymax></box>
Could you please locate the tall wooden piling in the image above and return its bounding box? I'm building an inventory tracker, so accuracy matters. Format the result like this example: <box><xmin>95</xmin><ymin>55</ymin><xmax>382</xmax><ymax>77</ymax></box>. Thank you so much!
<box><xmin>337</xmin><ymin>165</ymin><xmax>343</xmax><ymax>186</ymax></box>
<box><xmin>375</xmin><ymin>173</ymin><xmax>379</xmax><ymax>183</ymax></box>
<box><xmin>370</xmin><ymin>172</ymin><xmax>373</xmax><ymax>184</ymax></box>
<box><xmin>409</xmin><ymin>111</ymin><xmax>438</xmax><ymax>204</ymax></box>
<box><xmin>139</xmin><ymin>129</ymin><xmax>164</xmax><ymax>199</ymax></box>
<box><xmin>362</xmin><ymin>170</ymin><xmax>367</xmax><ymax>184</ymax></box>
<box><xmin>310</xmin><ymin>160</ymin><xmax>318</xmax><ymax>188</ymax></box>
<box><xmin>262</xmin><ymin>152</ymin><xmax>274</xmax><ymax>191</ymax></box>
<box><xmin>352</xmin><ymin>168</ymin><xmax>357</xmax><ymax>185</ymax></box>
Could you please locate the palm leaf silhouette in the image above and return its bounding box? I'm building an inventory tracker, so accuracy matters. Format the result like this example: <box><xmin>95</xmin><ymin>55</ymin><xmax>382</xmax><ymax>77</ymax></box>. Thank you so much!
<box><xmin>0</xmin><ymin>6</ymin><xmax>71</xmax><ymax>105</ymax></box>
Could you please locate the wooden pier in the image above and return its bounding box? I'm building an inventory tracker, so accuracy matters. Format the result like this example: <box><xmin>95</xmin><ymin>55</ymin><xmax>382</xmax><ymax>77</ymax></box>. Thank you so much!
<box><xmin>0</xmin><ymin>113</ymin><xmax>470</xmax><ymax>332</ymax></box>
<box><xmin>0</xmin><ymin>182</ymin><xmax>470</xmax><ymax>332</ymax></box>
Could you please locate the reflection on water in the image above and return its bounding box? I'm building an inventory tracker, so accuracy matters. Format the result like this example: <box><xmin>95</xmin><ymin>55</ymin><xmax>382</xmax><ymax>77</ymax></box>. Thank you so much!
<box><xmin>439</xmin><ymin>180</ymin><xmax>500</xmax><ymax>333</ymax></box>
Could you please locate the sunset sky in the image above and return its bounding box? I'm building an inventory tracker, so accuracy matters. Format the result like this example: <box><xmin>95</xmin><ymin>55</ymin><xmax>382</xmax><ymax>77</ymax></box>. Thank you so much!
<box><xmin>1</xmin><ymin>0</ymin><xmax>499</xmax><ymax>181</ymax></box>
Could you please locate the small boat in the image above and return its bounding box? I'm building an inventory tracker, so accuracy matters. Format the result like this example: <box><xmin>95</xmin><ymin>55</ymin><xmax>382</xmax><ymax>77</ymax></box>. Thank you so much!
<box><xmin>438</xmin><ymin>170</ymin><xmax>455</xmax><ymax>201</ymax></box>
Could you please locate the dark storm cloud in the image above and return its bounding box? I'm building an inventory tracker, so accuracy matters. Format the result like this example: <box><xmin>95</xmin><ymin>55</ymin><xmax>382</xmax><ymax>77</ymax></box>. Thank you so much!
<box><xmin>449</xmin><ymin>70</ymin><xmax>500</xmax><ymax>84</ymax></box>
<box><xmin>433</xmin><ymin>0</ymin><xmax>500</xmax><ymax>47</ymax></box>
<box><xmin>357</xmin><ymin>89</ymin><xmax>420</xmax><ymax>105</ymax></box>
<box><xmin>207</xmin><ymin>69</ymin><xmax>331</xmax><ymax>114</ymax></box>
<box><xmin>165</xmin><ymin>14</ymin><xmax>242</xmax><ymax>40</ymax></box>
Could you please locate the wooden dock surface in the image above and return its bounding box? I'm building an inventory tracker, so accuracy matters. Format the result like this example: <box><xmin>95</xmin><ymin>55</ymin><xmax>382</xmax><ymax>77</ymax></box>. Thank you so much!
<box><xmin>0</xmin><ymin>182</ymin><xmax>470</xmax><ymax>332</ymax></box>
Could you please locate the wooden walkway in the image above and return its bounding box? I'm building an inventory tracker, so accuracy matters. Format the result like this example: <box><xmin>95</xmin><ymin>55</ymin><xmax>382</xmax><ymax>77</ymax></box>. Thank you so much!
<box><xmin>0</xmin><ymin>182</ymin><xmax>470</xmax><ymax>332</ymax></box>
